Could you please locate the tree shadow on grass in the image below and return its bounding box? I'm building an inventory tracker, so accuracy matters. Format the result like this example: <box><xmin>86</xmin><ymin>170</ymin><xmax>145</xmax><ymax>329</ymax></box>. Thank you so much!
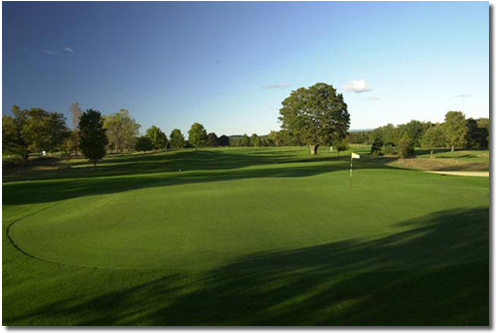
<box><xmin>5</xmin><ymin>207</ymin><xmax>489</xmax><ymax>326</ymax></box>
<box><xmin>3</xmin><ymin>149</ymin><xmax>301</xmax><ymax>182</ymax></box>
<box><xmin>3</xmin><ymin>151</ymin><xmax>398</xmax><ymax>206</ymax></box>
<box><xmin>2</xmin><ymin>148</ymin><xmax>371</xmax><ymax>183</ymax></box>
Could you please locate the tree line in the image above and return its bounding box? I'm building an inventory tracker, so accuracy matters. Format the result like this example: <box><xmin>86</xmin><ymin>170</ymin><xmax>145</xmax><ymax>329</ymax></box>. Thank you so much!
<box><xmin>348</xmin><ymin>111</ymin><xmax>489</xmax><ymax>157</ymax></box>
<box><xmin>2</xmin><ymin>103</ymin><xmax>236</xmax><ymax>167</ymax></box>
<box><xmin>3</xmin><ymin>82</ymin><xmax>488</xmax><ymax>166</ymax></box>
<box><xmin>228</xmin><ymin>132</ymin><xmax>286</xmax><ymax>147</ymax></box>
<box><xmin>1</xmin><ymin>83</ymin><xmax>353</xmax><ymax>163</ymax></box>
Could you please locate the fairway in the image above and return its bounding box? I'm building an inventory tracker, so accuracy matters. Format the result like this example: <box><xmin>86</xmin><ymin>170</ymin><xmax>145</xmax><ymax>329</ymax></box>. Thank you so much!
<box><xmin>2</xmin><ymin>0</ymin><xmax>490</xmax><ymax>326</ymax></box>
<box><xmin>3</xmin><ymin>147</ymin><xmax>490</xmax><ymax>325</ymax></box>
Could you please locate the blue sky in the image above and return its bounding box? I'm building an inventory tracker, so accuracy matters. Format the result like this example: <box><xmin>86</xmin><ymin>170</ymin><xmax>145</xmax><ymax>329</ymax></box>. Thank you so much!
<box><xmin>2</xmin><ymin>1</ymin><xmax>489</xmax><ymax>135</ymax></box>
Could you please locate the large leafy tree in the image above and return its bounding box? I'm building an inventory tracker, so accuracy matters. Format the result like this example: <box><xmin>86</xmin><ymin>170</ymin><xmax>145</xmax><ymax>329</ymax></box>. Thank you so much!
<box><xmin>465</xmin><ymin>118</ymin><xmax>488</xmax><ymax>149</ymax></box>
<box><xmin>207</xmin><ymin>132</ymin><xmax>218</xmax><ymax>147</ymax></box>
<box><xmin>3</xmin><ymin>106</ymin><xmax>69</xmax><ymax>157</ymax></box>
<box><xmin>230</xmin><ymin>137</ymin><xmax>242</xmax><ymax>147</ymax></box>
<box><xmin>397</xmin><ymin>132</ymin><xmax>414</xmax><ymax>157</ymax></box>
<box><xmin>371</xmin><ymin>136</ymin><xmax>383</xmax><ymax>156</ymax></box>
<box><xmin>443</xmin><ymin>111</ymin><xmax>467</xmax><ymax>152</ymax></box>
<box><xmin>2</xmin><ymin>105</ymin><xmax>29</xmax><ymax>159</ymax></box>
<box><xmin>421</xmin><ymin>125</ymin><xmax>446</xmax><ymax>158</ymax></box>
<box><xmin>276</xmin><ymin>130</ymin><xmax>297</xmax><ymax>146</ymax></box>
<box><xmin>45</xmin><ymin>112</ymin><xmax>69</xmax><ymax>154</ymax></box>
<box><xmin>218</xmin><ymin>135</ymin><xmax>229</xmax><ymax>146</ymax></box>
<box><xmin>266</xmin><ymin>130</ymin><xmax>278</xmax><ymax>146</ymax></box>
<box><xmin>169</xmin><ymin>128</ymin><xmax>185</xmax><ymax>149</ymax></box>
<box><xmin>135</xmin><ymin>136</ymin><xmax>154</xmax><ymax>152</ymax></box>
<box><xmin>371</xmin><ymin>124</ymin><xmax>399</xmax><ymax>146</ymax></box>
<box><xmin>279</xmin><ymin>83</ymin><xmax>350</xmax><ymax>155</ymax></box>
<box><xmin>145</xmin><ymin>125</ymin><xmax>168</xmax><ymax>150</ymax></box>
<box><xmin>477</xmin><ymin>118</ymin><xmax>489</xmax><ymax>148</ymax></box>
<box><xmin>397</xmin><ymin>120</ymin><xmax>430</xmax><ymax>147</ymax></box>
<box><xmin>21</xmin><ymin>108</ymin><xmax>52</xmax><ymax>153</ymax></box>
<box><xmin>241</xmin><ymin>134</ymin><xmax>250</xmax><ymax>147</ymax></box>
<box><xmin>250</xmin><ymin>133</ymin><xmax>262</xmax><ymax>147</ymax></box>
<box><xmin>103</xmin><ymin>109</ymin><xmax>140</xmax><ymax>152</ymax></box>
<box><xmin>79</xmin><ymin>109</ymin><xmax>108</xmax><ymax>169</ymax></box>
<box><xmin>188</xmin><ymin>122</ymin><xmax>208</xmax><ymax>150</ymax></box>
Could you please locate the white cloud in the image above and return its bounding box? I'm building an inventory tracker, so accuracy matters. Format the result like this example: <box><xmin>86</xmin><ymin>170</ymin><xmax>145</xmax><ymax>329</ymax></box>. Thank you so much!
<box><xmin>454</xmin><ymin>94</ymin><xmax>471</xmax><ymax>98</ymax></box>
<box><xmin>63</xmin><ymin>47</ymin><xmax>74</xmax><ymax>53</ymax></box>
<box><xmin>343</xmin><ymin>80</ymin><xmax>371</xmax><ymax>93</ymax></box>
<box><xmin>261</xmin><ymin>82</ymin><xmax>290</xmax><ymax>89</ymax></box>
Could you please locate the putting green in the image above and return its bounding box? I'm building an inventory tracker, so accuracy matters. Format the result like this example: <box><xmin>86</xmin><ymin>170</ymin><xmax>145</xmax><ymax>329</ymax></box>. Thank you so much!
<box><xmin>8</xmin><ymin>167</ymin><xmax>488</xmax><ymax>271</ymax></box>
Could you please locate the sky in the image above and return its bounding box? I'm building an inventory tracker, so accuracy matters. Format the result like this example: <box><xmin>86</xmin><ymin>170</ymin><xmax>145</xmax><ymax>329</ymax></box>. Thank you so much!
<box><xmin>2</xmin><ymin>1</ymin><xmax>490</xmax><ymax>135</ymax></box>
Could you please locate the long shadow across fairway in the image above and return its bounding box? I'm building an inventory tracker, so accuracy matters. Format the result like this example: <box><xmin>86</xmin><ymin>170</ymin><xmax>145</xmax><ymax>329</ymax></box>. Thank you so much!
<box><xmin>5</xmin><ymin>207</ymin><xmax>489</xmax><ymax>326</ymax></box>
<box><xmin>2</xmin><ymin>145</ymin><xmax>377</xmax><ymax>182</ymax></box>
<box><xmin>3</xmin><ymin>148</ymin><xmax>345</xmax><ymax>182</ymax></box>
<box><xmin>3</xmin><ymin>150</ymin><xmax>397</xmax><ymax>206</ymax></box>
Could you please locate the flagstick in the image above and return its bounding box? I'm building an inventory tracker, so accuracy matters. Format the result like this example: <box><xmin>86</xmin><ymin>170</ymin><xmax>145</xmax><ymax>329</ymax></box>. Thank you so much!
<box><xmin>349</xmin><ymin>153</ymin><xmax>360</xmax><ymax>188</ymax></box>
<box><xmin>350</xmin><ymin>156</ymin><xmax>353</xmax><ymax>188</ymax></box>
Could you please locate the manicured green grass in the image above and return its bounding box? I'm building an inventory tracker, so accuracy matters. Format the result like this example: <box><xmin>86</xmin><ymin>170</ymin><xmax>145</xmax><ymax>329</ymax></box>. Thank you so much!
<box><xmin>3</xmin><ymin>147</ymin><xmax>489</xmax><ymax>325</ymax></box>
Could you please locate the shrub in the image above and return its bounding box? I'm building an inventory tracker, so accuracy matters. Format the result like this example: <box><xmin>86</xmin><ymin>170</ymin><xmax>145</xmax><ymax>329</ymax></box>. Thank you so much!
<box><xmin>371</xmin><ymin>137</ymin><xmax>383</xmax><ymax>156</ymax></box>
<box><xmin>382</xmin><ymin>144</ymin><xmax>397</xmax><ymax>156</ymax></box>
<box><xmin>398</xmin><ymin>133</ymin><xmax>415</xmax><ymax>158</ymax></box>
<box><xmin>135</xmin><ymin>136</ymin><xmax>154</xmax><ymax>152</ymax></box>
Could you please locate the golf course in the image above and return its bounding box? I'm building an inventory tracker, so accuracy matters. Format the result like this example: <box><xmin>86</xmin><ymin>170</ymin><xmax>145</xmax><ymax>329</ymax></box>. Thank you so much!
<box><xmin>2</xmin><ymin>146</ymin><xmax>489</xmax><ymax>325</ymax></box>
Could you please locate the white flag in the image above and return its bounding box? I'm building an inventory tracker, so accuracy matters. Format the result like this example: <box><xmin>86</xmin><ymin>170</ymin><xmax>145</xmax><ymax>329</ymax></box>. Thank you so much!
<box><xmin>351</xmin><ymin>152</ymin><xmax>360</xmax><ymax>159</ymax></box>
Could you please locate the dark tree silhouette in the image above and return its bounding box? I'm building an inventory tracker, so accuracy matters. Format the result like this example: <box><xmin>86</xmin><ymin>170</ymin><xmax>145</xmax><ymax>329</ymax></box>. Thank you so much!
<box><xmin>78</xmin><ymin>109</ymin><xmax>108</xmax><ymax>169</ymax></box>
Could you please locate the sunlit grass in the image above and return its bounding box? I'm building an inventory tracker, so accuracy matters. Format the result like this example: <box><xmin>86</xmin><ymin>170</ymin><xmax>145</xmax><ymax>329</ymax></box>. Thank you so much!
<box><xmin>3</xmin><ymin>147</ymin><xmax>489</xmax><ymax>325</ymax></box>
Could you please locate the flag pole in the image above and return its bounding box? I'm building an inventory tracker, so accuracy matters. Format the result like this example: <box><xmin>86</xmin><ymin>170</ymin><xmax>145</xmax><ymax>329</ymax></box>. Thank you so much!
<box><xmin>349</xmin><ymin>152</ymin><xmax>360</xmax><ymax>188</ymax></box>
<box><xmin>350</xmin><ymin>155</ymin><xmax>353</xmax><ymax>188</ymax></box>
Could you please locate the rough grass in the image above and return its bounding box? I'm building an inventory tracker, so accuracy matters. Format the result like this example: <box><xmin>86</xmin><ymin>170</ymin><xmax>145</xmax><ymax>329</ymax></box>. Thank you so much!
<box><xmin>390</xmin><ymin>158</ymin><xmax>489</xmax><ymax>172</ymax></box>
<box><xmin>3</xmin><ymin>147</ymin><xmax>489</xmax><ymax>325</ymax></box>
<box><xmin>388</xmin><ymin>149</ymin><xmax>490</xmax><ymax>172</ymax></box>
